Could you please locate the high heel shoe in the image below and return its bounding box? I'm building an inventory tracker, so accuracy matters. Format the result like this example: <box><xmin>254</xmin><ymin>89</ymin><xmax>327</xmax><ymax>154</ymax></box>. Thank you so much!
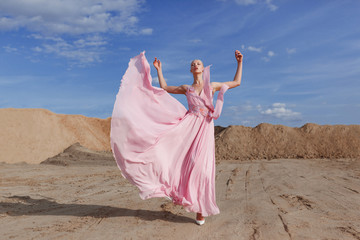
<box><xmin>196</xmin><ymin>213</ymin><xmax>205</xmax><ymax>225</ymax></box>
<box><xmin>195</xmin><ymin>219</ymin><xmax>205</xmax><ymax>225</ymax></box>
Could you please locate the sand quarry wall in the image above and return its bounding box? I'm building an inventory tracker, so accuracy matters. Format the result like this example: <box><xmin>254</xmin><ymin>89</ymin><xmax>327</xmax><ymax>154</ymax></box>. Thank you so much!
<box><xmin>215</xmin><ymin>123</ymin><xmax>360</xmax><ymax>161</ymax></box>
<box><xmin>1</xmin><ymin>108</ymin><xmax>359</xmax><ymax>164</ymax></box>
<box><xmin>0</xmin><ymin>108</ymin><xmax>111</xmax><ymax>164</ymax></box>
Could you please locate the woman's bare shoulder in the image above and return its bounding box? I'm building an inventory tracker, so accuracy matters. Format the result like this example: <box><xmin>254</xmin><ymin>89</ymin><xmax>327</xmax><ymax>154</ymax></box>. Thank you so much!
<box><xmin>210</xmin><ymin>82</ymin><xmax>222</xmax><ymax>91</ymax></box>
<box><xmin>181</xmin><ymin>84</ymin><xmax>191</xmax><ymax>91</ymax></box>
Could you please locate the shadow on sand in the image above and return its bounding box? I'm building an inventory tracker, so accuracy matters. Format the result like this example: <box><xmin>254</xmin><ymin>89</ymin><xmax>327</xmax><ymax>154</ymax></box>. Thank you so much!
<box><xmin>1</xmin><ymin>195</ymin><xmax>194</xmax><ymax>224</ymax></box>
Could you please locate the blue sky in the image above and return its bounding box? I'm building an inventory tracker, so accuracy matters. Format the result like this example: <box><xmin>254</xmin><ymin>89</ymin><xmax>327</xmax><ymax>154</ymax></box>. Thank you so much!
<box><xmin>1</xmin><ymin>0</ymin><xmax>359</xmax><ymax>127</ymax></box>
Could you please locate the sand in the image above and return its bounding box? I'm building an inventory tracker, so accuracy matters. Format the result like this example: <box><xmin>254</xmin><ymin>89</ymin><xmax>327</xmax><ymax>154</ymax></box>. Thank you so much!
<box><xmin>40</xmin><ymin>143</ymin><xmax>115</xmax><ymax>166</ymax></box>
<box><xmin>215</xmin><ymin>123</ymin><xmax>360</xmax><ymax>161</ymax></box>
<box><xmin>1</xmin><ymin>158</ymin><xmax>360</xmax><ymax>239</ymax></box>
<box><xmin>1</xmin><ymin>109</ymin><xmax>360</xmax><ymax>165</ymax></box>
<box><xmin>1</xmin><ymin>108</ymin><xmax>360</xmax><ymax>239</ymax></box>
<box><xmin>0</xmin><ymin>108</ymin><xmax>111</xmax><ymax>164</ymax></box>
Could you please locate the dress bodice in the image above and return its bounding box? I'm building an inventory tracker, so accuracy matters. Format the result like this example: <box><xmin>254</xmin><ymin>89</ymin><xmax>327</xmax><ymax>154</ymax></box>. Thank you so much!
<box><xmin>185</xmin><ymin>86</ymin><xmax>213</xmax><ymax>118</ymax></box>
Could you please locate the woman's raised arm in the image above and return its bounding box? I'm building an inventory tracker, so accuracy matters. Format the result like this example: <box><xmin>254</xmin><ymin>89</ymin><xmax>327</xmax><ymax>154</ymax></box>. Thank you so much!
<box><xmin>153</xmin><ymin>57</ymin><xmax>188</xmax><ymax>94</ymax></box>
<box><xmin>211</xmin><ymin>50</ymin><xmax>243</xmax><ymax>92</ymax></box>
<box><xmin>162</xmin><ymin>85</ymin><xmax>188</xmax><ymax>94</ymax></box>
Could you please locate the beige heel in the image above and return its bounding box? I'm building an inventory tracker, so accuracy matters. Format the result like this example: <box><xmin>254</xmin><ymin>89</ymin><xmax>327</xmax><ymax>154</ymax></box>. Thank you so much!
<box><xmin>196</xmin><ymin>213</ymin><xmax>205</xmax><ymax>225</ymax></box>
<box><xmin>195</xmin><ymin>219</ymin><xmax>205</xmax><ymax>225</ymax></box>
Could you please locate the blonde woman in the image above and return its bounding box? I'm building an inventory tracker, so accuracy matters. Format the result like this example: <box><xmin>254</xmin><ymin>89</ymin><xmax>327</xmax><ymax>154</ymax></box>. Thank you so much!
<box><xmin>111</xmin><ymin>50</ymin><xmax>243</xmax><ymax>225</ymax></box>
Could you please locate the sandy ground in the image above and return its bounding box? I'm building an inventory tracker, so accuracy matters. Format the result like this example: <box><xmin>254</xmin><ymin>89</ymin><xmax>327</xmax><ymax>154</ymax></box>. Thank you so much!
<box><xmin>1</xmin><ymin>158</ymin><xmax>360</xmax><ymax>240</ymax></box>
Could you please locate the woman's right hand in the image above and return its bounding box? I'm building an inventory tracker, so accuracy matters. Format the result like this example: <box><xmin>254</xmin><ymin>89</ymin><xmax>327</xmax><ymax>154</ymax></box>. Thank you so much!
<box><xmin>235</xmin><ymin>50</ymin><xmax>243</xmax><ymax>63</ymax></box>
<box><xmin>153</xmin><ymin>57</ymin><xmax>162</xmax><ymax>71</ymax></box>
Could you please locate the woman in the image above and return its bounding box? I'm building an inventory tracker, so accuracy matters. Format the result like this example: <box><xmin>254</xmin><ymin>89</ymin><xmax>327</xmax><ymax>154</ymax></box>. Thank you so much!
<box><xmin>110</xmin><ymin>50</ymin><xmax>243</xmax><ymax>225</ymax></box>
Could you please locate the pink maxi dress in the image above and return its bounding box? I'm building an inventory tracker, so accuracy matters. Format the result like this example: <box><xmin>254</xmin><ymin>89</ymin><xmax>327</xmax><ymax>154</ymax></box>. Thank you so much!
<box><xmin>110</xmin><ymin>51</ymin><xmax>229</xmax><ymax>217</ymax></box>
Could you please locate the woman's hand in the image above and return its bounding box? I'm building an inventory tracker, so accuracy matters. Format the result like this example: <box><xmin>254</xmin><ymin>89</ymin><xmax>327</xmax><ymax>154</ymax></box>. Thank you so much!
<box><xmin>235</xmin><ymin>50</ymin><xmax>243</xmax><ymax>63</ymax></box>
<box><xmin>153</xmin><ymin>57</ymin><xmax>162</xmax><ymax>71</ymax></box>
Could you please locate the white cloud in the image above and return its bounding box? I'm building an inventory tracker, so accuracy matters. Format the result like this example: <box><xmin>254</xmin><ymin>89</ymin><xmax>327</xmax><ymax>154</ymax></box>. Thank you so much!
<box><xmin>3</xmin><ymin>46</ymin><xmax>18</xmax><ymax>53</ymax></box>
<box><xmin>272</xmin><ymin>103</ymin><xmax>285</xmax><ymax>108</ymax></box>
<box><xmin>223</xmin><ymin>103</ymin><xmax>253</xmax><ymax>122</ymax></box>
<box><xmin>233</xmin><ymin>0</ymin><xmax>278</xmax><ymax>11</ymax></box>
<box><xmin>32</xmin><ymin>46</ymin><xmax>42</xmax><ymax>52</ymax></box>
<box><xmin>286</xmin><ymin>48</ymin><xmax>296</xmax><ymax>54</ymax></box>
<box><xmin>0</xmin><ymin>1</ymin><xmax>151</xmax><ymax>66</ymax></box>
<box><xmin>227</xmin><ymin>103</ymin><xmax>253</xmax><ymax>112</ymax></box>
<box><xmin>151</xmin><ymin>75</ymin><xmax>159</xmax><ymax>84</ymax></box>
<box><xmin>140</xmin><ymin>28</ymin><xmax>153</xmax><ymax>35</ymax></box>
<box><xmin>30</xmin><ymin>34</ymin><xmax>108</xmax><ymax>66</ymax></box>
<box><xmin>261</xmin><ymin>57</ymin><xmax>270</xmax><ymax>62</ymax></box>
<box><xmin>0</xmin><ymin>75</ymin><xmax>52</xmax><ymax>86</ymax></box>
<box><xmin>258</xmin><ymin>103</ymin><xmax>301</xmax><ymax>120</ymax></box>
<box><xmin>0</xmin><ymin>0</ymin><xmax>150</xmax><ymax>35</ymax></box>
<box><xmin>227</xmin><ymin>106</ymin><xmax>238</xmax><ymax>111</ymax></box>
<box><xmin>265</xmin><ymin>0</ymin><xmax>278</xmax><ymax>11</ymax></box>
<box><xmin>234</xmin><ymin>0</ymin><xmax>257</xmax><ymax>5</ymax></box>
<box><xmin>247</xmin><ymin>46</ymin><xmax>262</xmax><ymax>52</ymax></box>
<box><xmin>261</xmin><ymin>50</ymin><xmax>275</xmax><ymax>62</ymax></box>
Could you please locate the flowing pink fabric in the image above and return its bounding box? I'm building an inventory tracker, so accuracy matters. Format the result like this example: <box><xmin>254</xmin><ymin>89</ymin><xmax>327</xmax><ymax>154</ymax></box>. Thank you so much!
<box><xmin>110</xmin><ymin>51</ymin><xmax>229</xmax><ymax>217</ymax></box>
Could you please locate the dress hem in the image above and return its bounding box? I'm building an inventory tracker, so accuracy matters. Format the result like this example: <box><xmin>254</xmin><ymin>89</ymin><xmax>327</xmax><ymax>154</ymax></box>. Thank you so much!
<box><xmin>138</xmin><ymin>186</ymin><xmax>221</xmax><ymax>217</ymax></box>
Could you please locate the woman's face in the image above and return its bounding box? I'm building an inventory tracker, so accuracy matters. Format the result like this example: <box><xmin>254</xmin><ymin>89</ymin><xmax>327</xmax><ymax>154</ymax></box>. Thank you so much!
<box><xmin>190</xmin><ymin>60</ymin><xmax>204</xmax><ymax>74</ymax></box>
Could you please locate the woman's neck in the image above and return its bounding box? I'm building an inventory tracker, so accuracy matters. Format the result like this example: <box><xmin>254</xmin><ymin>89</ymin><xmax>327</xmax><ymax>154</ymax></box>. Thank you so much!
<box><xmin>192</xmin><ymin>73</ymin><xmax>203</xmax><ymax>85</ymax></box>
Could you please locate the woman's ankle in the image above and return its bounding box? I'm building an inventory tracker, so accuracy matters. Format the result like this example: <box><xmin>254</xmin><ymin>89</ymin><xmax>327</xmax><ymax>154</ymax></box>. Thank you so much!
<box><xmin>196</xmin><ymin>212</ymin><xmax>205</xmax><ymax>220</ymax></box>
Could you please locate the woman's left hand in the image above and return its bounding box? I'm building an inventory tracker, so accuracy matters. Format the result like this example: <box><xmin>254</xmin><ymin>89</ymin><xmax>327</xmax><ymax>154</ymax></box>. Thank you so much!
<box><xmin>153</xmin><ymin>57</ymin><xmax>162</xmax><ymax>71</ymax></box>
<box><xmin>235</xmin><ymin>50</ymin><xmax>243</xmax><ymax>63</ymax></box>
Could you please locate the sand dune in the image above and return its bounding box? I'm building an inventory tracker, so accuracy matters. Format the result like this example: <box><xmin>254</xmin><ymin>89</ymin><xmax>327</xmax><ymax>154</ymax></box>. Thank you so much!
<box><xmin>0</xmin><ymin>108</ymin><xmax>111</xmax><ymax>164</ymax></box>
<box><xmin>1</xmin><ymin>108</ymin><xmax>360</xmax><ymax>164</ymax></box>
<box><xmin>41</xmin><ymin>143</ymin><xmax>115</xmax><ymax>166</ymax></box>
<box><xmin>215</xmin><ymin>123</ymin><xmax>360</xmax><ymax>161</ymax></box>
